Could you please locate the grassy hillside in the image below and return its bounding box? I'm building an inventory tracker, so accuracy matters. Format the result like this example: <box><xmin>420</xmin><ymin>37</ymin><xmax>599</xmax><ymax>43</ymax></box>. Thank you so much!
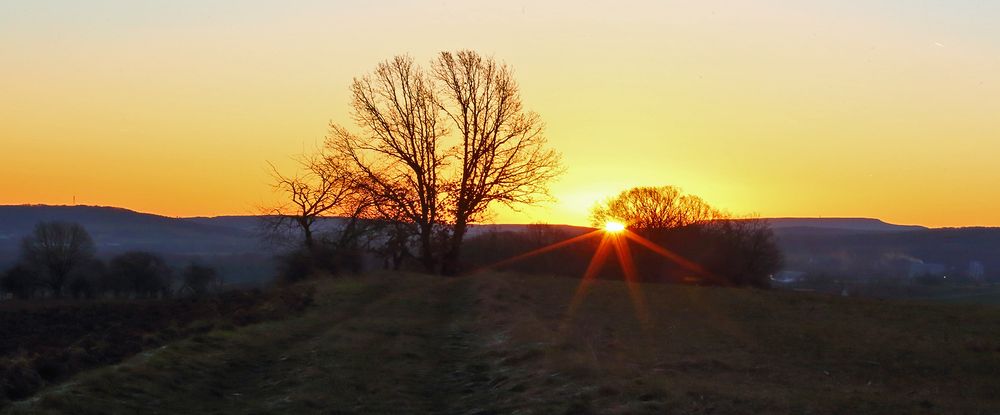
<box><xmin>7</xmin><ymin>273</ymin><xmax>1000</xmax><ymax>414</ymax></box>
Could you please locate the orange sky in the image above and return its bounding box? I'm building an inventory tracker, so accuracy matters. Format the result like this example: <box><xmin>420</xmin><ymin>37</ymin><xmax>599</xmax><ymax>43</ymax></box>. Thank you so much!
<box><xmin>2</xmin><ymin>1</ymin><xmax>999</xmax><ymax>227</ymax></box>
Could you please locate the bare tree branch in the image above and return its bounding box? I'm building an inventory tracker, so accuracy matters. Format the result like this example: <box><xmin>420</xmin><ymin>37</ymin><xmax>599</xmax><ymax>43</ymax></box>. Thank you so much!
<box><xmin>433</xmin><ymin>50</ymin><xmax>564</xmax><ymax>274</ymax></box>
<box><xmin>326</xmin><ymin>55</ymin><xmax>447</xmax><ymax>273</ymax></box>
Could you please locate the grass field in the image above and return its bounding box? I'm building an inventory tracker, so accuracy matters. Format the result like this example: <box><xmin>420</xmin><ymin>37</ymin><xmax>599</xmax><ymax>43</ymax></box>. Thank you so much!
<box><xmin>5</xmin><ymin>272</ymin><xmax>1000</xmax><ymax>414</ymax></box>
<box><xmin>0</xmin><ymin>288</ymin><xmax>314</xmax><ymax>404</ymax></box>
<box><xmin>915</xmin><ymin>285</ymin><xmax>1000</xmax><ymax>305</ymax></box>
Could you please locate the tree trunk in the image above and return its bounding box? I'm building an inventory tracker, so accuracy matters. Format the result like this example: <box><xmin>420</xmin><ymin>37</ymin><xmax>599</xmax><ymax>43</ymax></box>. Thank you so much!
<box><xmin>302</xmin><ymin>225</ymin><xmax>314</xmax><ymax>249</ymax></box>
<box><xmin>441</xmin><ymin>220</ymin><xmax>468</xmax><ymax>276</ymax></box>
<box><xmin>418</xmin><ymin>223</ymin><xmax>436</xmax><ymax>273</ymax></box>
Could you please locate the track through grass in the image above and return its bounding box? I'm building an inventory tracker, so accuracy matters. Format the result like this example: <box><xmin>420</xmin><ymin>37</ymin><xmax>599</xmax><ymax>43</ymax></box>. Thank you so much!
<box><xmin>6</xmin><ymin>272</ymin><xmax>1000</xmax><ymax>414</ymax></box>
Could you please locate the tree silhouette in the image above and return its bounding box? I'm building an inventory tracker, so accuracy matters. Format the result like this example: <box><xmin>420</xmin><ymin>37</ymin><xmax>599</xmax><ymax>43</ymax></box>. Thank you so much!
<box><xmin>328</xmin><ymin>55</ymin><xmax>447</xmax><ymax>273</ymax></box>
<box><xmin>108</xmin><ymin>251</ymin><xmax>172</xmax><ymax>298</ymax></box>
<box><xmin>1</xmin><ymin>264</ymin><xmax>37</xmax><ymax>299</ymax></box>
<box><xmin>590</xmin><ymin>186</ymin><xmax>719</xmax><ymax>230</ymax></box>
<box><xmin>20</xmin><ymin>221</ymin><xmax>96</xmax><ymax>297</ymax></box>
<box><xmin>328</xmin><ymin>51</ymin><xmax>562</xmax><ymax>274</ymax></box>
<box><xmin>181</xmin><ymin>263</ymin><xmax>220</xmax><ymax>297</ymax></box>
<box><xmin>433</xmin><ymin>51</ymin><xmax>563</xmax><ymax>275</ymax></box>
<box><xmin>702</xmin><ymin>218</ymin><xmax>782</xmax><ymax>287</ymax></box>
<box><xmin>590</xmin><ymin>186</ymin><xmax>781</xmax><ymax>287</ymax></box>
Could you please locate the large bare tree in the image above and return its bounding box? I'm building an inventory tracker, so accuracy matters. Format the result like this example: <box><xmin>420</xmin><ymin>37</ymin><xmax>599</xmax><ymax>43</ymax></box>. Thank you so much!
<box><xmin>328</xmin><ymin>51</ymin><xmax>562</xmax><ymax>275</ymax></box>
<box><xmin>328</xmin><ymin>51</ymin><xmax>561</xmax><ymax>274</ymax></box>
<box><xmin>433</xmin><ymin>51</ymin><xmax>563</xmax><ymax>275</ymax></box>
<box><xmin>327</xmin><ymin>55</ymin><xmax>447</xmax><ymax>273</ymax></box>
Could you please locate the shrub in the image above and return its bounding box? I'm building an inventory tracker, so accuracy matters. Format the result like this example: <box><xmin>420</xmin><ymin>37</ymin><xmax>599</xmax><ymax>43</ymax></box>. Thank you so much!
<box><xmin>275</xmin><ymin>241</ymin><xmax>363</xmax><ymax>285</ymax></box>
<box><xmin>181</xmin><ymin>263</ymin><xmax>220</xmax><ymax>297</ymax></box>
<box><xmin>1</xmin><ymin>265</ymin><xmax>37</xmax><ymax>300</ymax></box>
<box><xmin>107</xmin><ymin>252</ymin><xmax>173</xmax><ymax>298</ymax></box>
<box><xmin>66</xmin><ymin>259</ymin><xmax>105</xmax><ymax>299</ymax></box>
<box><xmin>0</xmin><ymin>357</ymin><xmax>44</xmax><ymax>401</ymax></box>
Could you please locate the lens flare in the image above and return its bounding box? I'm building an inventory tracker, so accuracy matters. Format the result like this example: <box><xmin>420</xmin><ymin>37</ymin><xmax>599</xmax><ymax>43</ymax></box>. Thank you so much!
<box><xmin>476</xmin><ymin>223</ymin><xmax>714</xmax><ymax>326</ymax></box>
<box><xmin>604</xmin><ymin>221</ymin><xmax>626</xmax><ymax>233</ymax></box>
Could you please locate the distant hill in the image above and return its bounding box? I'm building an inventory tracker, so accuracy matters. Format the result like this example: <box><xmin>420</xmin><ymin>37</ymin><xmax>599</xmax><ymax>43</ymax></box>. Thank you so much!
<box><xmin>4</xmin><ymin>205</ymin><xmax>999</xmax><ymax>284</ymax></box>
<box><xmin>0</xmin><ymin>205</ymin><xmax>257</xmax><ymax>253</ymax></box>
<box><xmin>466</xmin><ymin>223</ymin><xmax>594</xmax><ymax>237</ymax></box>
<box><xmin>184</xmin><ymin>215</ymin><xmax>271</xmax><ymax>234</ymax></box>
<box><xmin>772</xmin><ymin>221</ymin><xmax>1000</xmax><ymax>283</ymax></box>
<box><xmin>765</xmin><ymin>217</ymin><xmax>926</xmax><ymax>232</ymax></box>
<box><xmin>0</xmin><ymin>205</ymin><xmax>271</xmax><ymax>284</ymax></box>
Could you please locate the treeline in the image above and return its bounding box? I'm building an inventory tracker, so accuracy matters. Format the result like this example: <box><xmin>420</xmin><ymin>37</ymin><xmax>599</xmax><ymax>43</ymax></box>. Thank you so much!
<box><xmin>278</xmin><ymin>186</ymin><xmax>782</xmax><ymax>288</ymax></box>
<box><xmin>464</xmin><ymin>187</ymin><xmax>782</xmax><ymax>288</ymax></box>
<box><xmin>1</xmin><ymin>222</ymin><xmax>221</xmax><ymax>300</ymax></box>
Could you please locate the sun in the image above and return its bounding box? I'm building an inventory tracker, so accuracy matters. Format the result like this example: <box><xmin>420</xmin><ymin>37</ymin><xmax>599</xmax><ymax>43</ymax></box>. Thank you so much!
<box><xmin>604</xmin><ymin>221</ymin><xmax>626</xmax><ymax>233</ymax></box>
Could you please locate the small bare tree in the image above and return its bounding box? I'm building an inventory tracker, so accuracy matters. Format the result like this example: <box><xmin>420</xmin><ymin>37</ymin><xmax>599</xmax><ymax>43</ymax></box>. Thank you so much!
<box><xmin>264</xmin><ymin>153</ymin><xmax>368</xmax><ymax>249</ymax></box>
<box><xmin>703</xmin><ymin>217</ymin><xmax>782</xmax><ymax>287</ymax></box>
<box><xmin>433</xmin><ymin>50</ymin><xmax>563</xmax><ymax>275</ymax></box>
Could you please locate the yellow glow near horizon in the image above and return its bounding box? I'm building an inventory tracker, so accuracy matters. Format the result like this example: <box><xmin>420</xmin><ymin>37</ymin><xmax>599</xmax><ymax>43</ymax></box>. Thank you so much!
<box><xmin>2</xmin><ymin>1</ymin><xmax>1000</xmax><ymax>226</ymax></box>
<box><xmin>604</xmin><ymin>221</ymin><xmax>627</xmax><ymax>233</ymax></box>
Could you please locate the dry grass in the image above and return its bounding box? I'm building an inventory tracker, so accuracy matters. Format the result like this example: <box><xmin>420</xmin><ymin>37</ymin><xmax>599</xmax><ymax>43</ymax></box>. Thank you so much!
<box><xmin>467</xmin><ymin>273</ymin><xmax>1000</xmax><ymax>414</ymax></box>
<box><xmin>6</xmin><ymin>272</ymin><xmax>1000</xmax><ymax>414</ymax></box>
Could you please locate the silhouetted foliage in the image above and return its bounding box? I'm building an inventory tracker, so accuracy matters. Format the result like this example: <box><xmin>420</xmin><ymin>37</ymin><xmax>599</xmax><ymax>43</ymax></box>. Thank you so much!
<box><xmin>371</xmin><ymin>220</ymin><xmax>418</xmax><ymax>271</ymax></box>
<box><xmin>107</xmin><ymin>252</ymin><xmax>173</xmax><ymax>298</ymax></box>
<box><xmin>462</xmin><ymin>187</ymin><xmax>782</xmax><ymax>288</ymax></box>
<box><xmin>20</xmin><ymin>221</ymin><xmax>96</xmax><ymax>297</ymax></box>
<box><xmin>180</xmin><ymin>263</ymin><xmax>220</xmax><ymax>297</ymax></box>
<box><xmin>704</xmin><ymin>219</ymin><xmax>783</xmax><ymax>287</ymax></box>
<box><xmin>275</xmin><ymin>247</ymin><xmax>314</xmax><ymax>285</ymax></box>
<box><xmin>638</xmin><ymin>220</ymin><xmax>781</xmax><ymax>288</ymax></box>
<box><xmin>66</xmin><ymin>259</ymin><xmax>105</xmax><ymax>299</ymax></box>
<box><xmin>1</xmin><ymin>265</ymin><xmax>37</xmax><ymax>300</ymax></box>
<box><xmin>588</xmin><ymin>186</ymin><xmax>781</xmax><ymax>287</ymax></box>
<box><xmin>591</xmin><ymin>186</ymin><xmax>719</xmax><ymax>230</ymax></box>
<box><xmin>462</xmin><ymin>224</ymin><xmax>579</xmax><ymax>275</ymax></box>
<box><xmin>275</xmin><ymin>239</ymin><xmax>364</xmax><ymax>285</ymax></box>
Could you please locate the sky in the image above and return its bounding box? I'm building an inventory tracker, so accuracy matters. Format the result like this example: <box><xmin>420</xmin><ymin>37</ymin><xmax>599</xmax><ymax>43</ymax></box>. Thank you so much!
<box><xmin>2</xmin><ymin>0</ymin><xmax>998</xmax><ymax>227</ymax></box>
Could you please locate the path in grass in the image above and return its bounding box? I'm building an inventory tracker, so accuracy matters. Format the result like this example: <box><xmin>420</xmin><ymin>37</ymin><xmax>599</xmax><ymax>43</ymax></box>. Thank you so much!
<box><xmin>8</xmin><ymin>272</ymin><xmax>1000</xmax><ymax>414</ymax></box>
<box><xmin>5</xmin><ymin>274</ymin><xmax>487</xmax><ymax>414</ymax></box>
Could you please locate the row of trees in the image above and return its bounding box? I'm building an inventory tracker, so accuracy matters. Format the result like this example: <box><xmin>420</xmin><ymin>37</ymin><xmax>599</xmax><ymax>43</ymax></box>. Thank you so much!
<box><xmin>463</xmin><ymin>186</ymin><xmax>781</xmax><ymax>288</ymax></box>
<box><xmin>591</xmin><ymin>186</ymin><xmax>782</xmax><ymax>287</ymax></box>
<box><xmin>0</xmin><ymin>222</ymin><xmax>221</xmax><ymax>300</ymax></box>
<box><xmin>267</xmin><ymin>50</ymin><xmax>563</xmax><ymax>276</ymax></box>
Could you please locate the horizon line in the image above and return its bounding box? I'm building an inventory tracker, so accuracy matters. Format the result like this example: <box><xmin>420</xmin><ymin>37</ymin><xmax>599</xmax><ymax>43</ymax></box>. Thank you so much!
<box><xmin>1</xmin><ymin>203</ymin><xmax>990</xmax><ymax>230</ymax></box>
